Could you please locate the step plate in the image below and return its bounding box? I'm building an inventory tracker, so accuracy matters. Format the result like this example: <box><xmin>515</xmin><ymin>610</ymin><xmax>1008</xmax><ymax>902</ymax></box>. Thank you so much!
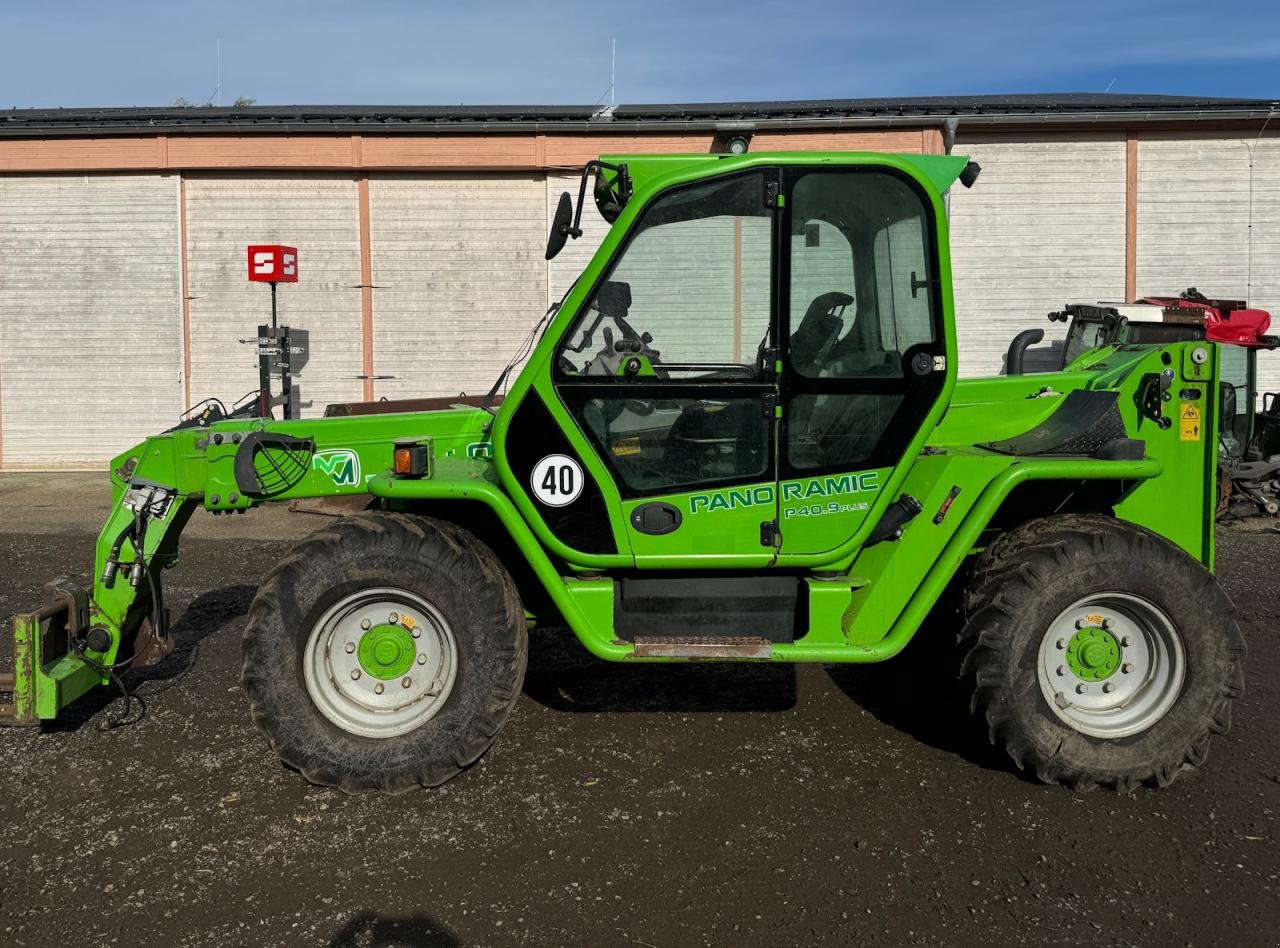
<box><xmin>631</xmin><ymin>635</ymin><xmax>773</xmax><ymax>660</ymax></box>
<box><xmin>615</xmin><ymin>575</ymin><xmax>800</xmax><ymax>643</ymax></box>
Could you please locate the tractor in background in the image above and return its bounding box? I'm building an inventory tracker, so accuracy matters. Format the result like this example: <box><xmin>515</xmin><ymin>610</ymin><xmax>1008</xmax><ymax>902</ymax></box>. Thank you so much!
<box><xmin>1007</xmin><ymin>289</ymin><xmax>1280</xmax><ymax>518</ymax></box>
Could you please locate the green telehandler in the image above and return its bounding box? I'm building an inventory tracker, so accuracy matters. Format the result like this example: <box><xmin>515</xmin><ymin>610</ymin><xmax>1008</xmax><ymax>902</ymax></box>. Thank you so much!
<box><xmin>3</xmin><ymin>152</ymin><xmax>1244</xmax><ymax>793</ymax></box>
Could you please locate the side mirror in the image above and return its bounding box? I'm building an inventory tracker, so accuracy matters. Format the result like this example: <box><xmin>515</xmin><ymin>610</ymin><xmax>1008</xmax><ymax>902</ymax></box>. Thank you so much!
<box><xmin>545</xmin><ymin>192</ymin><xmax>580</xmax><ymax>261</ymax></box>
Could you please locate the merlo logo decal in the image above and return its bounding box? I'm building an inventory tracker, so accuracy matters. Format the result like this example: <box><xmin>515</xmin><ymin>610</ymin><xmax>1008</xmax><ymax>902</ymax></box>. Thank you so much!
<box><xmin>313</xmin><ymin>449</ymin><xmax>361</xmax><ymax>487</ymax></box>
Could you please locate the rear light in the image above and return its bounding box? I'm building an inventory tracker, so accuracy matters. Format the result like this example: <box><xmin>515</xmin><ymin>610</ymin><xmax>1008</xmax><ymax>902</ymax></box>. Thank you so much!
<box><xmin>393</xmin><ymin>441</ymin><xmax>430</xmax><ymax>478</ymax></box>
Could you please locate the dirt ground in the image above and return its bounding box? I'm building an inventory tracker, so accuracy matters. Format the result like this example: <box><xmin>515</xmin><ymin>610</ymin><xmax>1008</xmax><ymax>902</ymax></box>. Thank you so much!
<box><xmin>0</xmin><ymin>473</ymin><xmax>1277</xmax><ymax>947</ymax></box>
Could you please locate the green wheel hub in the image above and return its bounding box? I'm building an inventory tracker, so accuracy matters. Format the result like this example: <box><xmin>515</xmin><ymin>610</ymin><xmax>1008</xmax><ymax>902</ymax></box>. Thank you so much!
<box><xmin>1065</xmin><ymin>627</ymin><xmax>1121</xmax><ymax>681</ymax></box>
<box><xmin>357</xmin><ymin>624</ymin><xmax>416</xmax><ymax>680</ymax></box>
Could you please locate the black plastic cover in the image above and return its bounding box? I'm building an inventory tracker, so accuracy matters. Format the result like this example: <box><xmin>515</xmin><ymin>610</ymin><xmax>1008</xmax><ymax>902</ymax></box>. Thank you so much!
<box><xmin>614</xmin><ymin>575</ymin><xmax>801</xmax><ymax>642</ymax></box>
<box><xmin>981</xmin><ymin>390</ymin><xmax>1128</xmax><ymax>457</ymax></box>
<box><xmin>504</xmin><ymin>392</ymin><xmax>617</xmax><ymax>555</ymax></box>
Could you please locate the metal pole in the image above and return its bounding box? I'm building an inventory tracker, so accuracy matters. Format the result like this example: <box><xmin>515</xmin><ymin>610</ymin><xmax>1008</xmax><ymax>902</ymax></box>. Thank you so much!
<box><xmin>280</xmin><ymin>327</ymin><xmax>293</xmax><ymax>420</ymax></box>
<box><xmin>257</xmin><ymin>322</ymin><xmax>271</xmax><ymax>418</ymax></box>
<box><xmin>270</xmin><ymin>281</ymin><xmax>278</xmax><ymax>330</ymax></box>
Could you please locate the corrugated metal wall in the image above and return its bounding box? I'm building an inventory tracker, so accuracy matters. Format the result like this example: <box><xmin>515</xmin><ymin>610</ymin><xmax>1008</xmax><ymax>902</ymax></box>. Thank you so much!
<box><xmin>184</xmin><ymin>174</ymin><xmax>365</xmax><ymax>417</ymax></box>
<box><xmin>369</xmin><ymin>174</ymin><xmax>547</xmax><ymax>401</ymax></box>
<box><xmin>0</xmin><ymin>174</ymin><xmax>183</xmax><ymax>468</ymax></box>
<box><xmin>1136</xmin><ymin>134</ymin><xmax>1280</xmax><ymax>400</ymax></box>
<box><xmin>2</xmin><ymin>134</ymin><xmax>1279</xmax><ymax>469</ymax></box>
<box><xmin>948</xmin><ymin>132</ymin><xmax>1129</xmax><ymax>377</ymax></box>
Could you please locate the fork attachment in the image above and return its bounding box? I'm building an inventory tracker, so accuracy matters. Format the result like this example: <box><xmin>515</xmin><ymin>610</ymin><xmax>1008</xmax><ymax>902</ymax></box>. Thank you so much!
<box><xmin>1</xmin><ymin>579</ymin><xmax>93</xmax><ymax>726</ymax></box>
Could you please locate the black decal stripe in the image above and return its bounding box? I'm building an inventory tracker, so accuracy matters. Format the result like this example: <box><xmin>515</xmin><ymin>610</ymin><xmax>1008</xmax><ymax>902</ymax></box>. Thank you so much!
<box><xmin>505</xmin><ymin>393</ymin><xmax>618</xmax><ymax>555</ymax></box>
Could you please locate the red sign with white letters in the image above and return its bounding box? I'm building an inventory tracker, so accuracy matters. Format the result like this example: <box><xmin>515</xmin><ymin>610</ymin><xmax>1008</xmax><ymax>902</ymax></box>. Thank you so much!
<box><xmin>247</xmin><ymin>245</ymin><xmax>298</xmax><ymax>283</ymax></box>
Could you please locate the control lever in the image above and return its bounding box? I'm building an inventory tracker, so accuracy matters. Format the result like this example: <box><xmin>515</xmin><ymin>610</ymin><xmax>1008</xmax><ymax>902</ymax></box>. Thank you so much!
<box><xmin>1139</xmin><ymin>369</ymin><xmax>1175</xmax><ymax>429</ymax></box>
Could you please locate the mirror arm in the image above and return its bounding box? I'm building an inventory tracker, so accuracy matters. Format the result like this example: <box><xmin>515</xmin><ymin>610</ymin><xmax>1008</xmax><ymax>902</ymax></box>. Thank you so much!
<box><xmin>568</xmin><ymin>167</ymin><xmax>591</xmax><ymax>237</ymax></box>
<box><xmin>571</xmin><ymin>160</ymin><xmax>631</xmax><ymax>237</ymax></box>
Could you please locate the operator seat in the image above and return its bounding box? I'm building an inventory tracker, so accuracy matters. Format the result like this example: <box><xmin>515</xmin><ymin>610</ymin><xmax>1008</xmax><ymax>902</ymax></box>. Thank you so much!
<box><xmin>790</xmin><ymin>292</ymin><xmax>852</xmax><ymax>377</ymax></box>
<box><xmin>787</xmin><ymin>292</ymin><xmax>854</xmax><ymax>464</ymax></box>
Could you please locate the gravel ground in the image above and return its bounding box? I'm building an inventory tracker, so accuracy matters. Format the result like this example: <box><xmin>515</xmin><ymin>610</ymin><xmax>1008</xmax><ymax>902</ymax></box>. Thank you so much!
<box><xmin>0</xmin><ymin>474</ymin><xmax>1277</xmax><ymax>946</ymax></box>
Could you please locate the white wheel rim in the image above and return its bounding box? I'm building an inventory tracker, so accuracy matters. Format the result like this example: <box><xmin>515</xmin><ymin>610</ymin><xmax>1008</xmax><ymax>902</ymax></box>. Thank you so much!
<box><xmin>1036</xmin><ymin>592</ymin><xmax>1185</xmax><ymax>739</ymax></box>
<box><xmin>302</xmin><ymin>587</ymin><xmax>458</xmax><ymax>739</ymax></box>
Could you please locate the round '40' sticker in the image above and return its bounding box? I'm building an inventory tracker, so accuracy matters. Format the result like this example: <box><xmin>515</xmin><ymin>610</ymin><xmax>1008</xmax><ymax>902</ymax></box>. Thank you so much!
<box><xmin>530</xmin><ymin>454</ymin><xmax>583</xmax><ymax>507</ymax></box>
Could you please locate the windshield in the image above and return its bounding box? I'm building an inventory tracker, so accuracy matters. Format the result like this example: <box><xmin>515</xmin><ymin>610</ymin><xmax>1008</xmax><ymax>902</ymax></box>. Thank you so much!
<box><xmin>1062</xmin><ymin>318</ymin><xmax>1110</xmax><ymax>368</ymax></box>
<box><xmin>558</xmin><ymin>172</ymin><xmax>773</xmax><ymax>380</ymax></box>
<box><xmin>1219</xmin><ymin>343</ymin><xmax>1252</xmax><ymax>459</ymax></box>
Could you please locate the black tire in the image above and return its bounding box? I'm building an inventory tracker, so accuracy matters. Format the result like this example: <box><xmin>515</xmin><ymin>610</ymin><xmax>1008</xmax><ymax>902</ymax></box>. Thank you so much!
<box><xmin>241</xmin><ymin>512</ymin><xmax>527</xmax><ymax>793</ymax></box>
<box><xmin>960</xmin><ymin>514</ymin><xmax>1245</xmax><ymax>790</ymax></box>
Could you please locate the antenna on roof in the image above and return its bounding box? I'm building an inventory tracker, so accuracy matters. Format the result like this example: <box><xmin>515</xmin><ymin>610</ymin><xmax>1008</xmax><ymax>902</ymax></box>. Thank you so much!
<box><xmin>1245</xmin><ymin>108</ymin><xmax>1275</xmax><ymax>299</ymax></box>
<box><xmin>593</xmin><ymin>37</ymin><xmax>618</xmax><ymax>110</ymax></box>
<box><xmin>203</xmin><ymin>40</ymin><xmax>223</xmax><ymax>106</ymax></box>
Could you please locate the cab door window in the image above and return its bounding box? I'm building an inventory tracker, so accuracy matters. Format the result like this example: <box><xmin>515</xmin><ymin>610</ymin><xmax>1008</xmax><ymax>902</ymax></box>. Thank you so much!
<box><xmin>783</xmin><ymin>170</ymin><xmax>944</xmax><ymax>474</ymax></box>
<box><xmin>555</xmin><ymin>172</ymin><xmax>776</xmax><ymax>496</ymax></box>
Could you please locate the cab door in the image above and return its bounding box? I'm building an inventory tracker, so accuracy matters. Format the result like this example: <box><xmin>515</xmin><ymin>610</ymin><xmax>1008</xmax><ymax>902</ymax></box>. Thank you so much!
<box><xmin>551</xmin><ymin>170</ymin><xmax>783</xmax><ymax>566</ymax></box>
<box><xmin>774</xmin><ymin>167</ymin><xmax>950</xmax><ymax>557</ymax></box>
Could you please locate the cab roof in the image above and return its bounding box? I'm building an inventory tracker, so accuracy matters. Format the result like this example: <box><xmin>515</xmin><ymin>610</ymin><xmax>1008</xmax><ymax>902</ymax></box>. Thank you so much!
<box><xmin>599</xmin><ymin>152</ymin><xmax>972</xmax><ymax>199</ymax></box>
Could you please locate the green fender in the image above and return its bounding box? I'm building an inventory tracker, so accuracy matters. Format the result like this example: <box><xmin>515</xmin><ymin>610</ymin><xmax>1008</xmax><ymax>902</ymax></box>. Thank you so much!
<box><xmin>821</xmin><ymin>457</ymin><xmax>1166</xmax><ymax>665</ymax></box>
<box><xmin>367</xmin><ymin>470</ymin><xmax>631</xmax><ymax>661</ymax></box>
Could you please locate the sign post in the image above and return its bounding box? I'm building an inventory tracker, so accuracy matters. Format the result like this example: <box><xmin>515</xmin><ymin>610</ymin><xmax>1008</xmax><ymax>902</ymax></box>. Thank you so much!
<box><xmin>246</xmin><ymin>245</ymin><xmax>299</xmax><ymax>418</ymax></box>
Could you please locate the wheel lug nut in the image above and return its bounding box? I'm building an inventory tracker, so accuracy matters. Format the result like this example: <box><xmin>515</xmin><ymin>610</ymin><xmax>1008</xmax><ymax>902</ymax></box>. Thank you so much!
<box><xmin>1056</xmin><ymin>638</ymin><xmax>1067</xmax><ymax>649</ymax></box>
<box><xmin>1103</xmin><ymin>682</ymin><xmax>1116</xmax><ymax>693</ymax></box>
<box><xmin>350</xmin><ymin>669</ymin><xmax>361</xmax><ymax>680</ymax></box>
<box><xmin>1076</xmin><ymin>683</ymin><xmax>1088</xmax><ymax>694</ymax></box>
<box><xmin>417</xmin><ymin>654</ymin><xmax>427</xmax><ymax>665</ymax></box>
<box><xmin>1122</xmin><ymin>663</ymin><xmax>1134</xmax><ymax>674</ymax></box>
<box><xmin>374</xmin><ymin>683</ymin><xmax>384</xmax><ymax>695</ymax></box>
<box><xmin>1073</xmin><ymin>619</ymin><xmax>1085</xmax><ymax>630</ymax></box>
<box><xmin>1056</xmin><ymin>665</ymin><xmax>1067</xmax><ymax>676</ymax></box>
<box><xmin>1120</xmin><ymin>636</ymin><xmax>1132</xmax><ymax>647</ymax></box>
<box><xmin>401</xmin><ymin>676</ymin><xmax>412</xmax><ymax>689</ymax></box>
<box><xmin>345</xmin><ymin>642</ymin><xmax>356</xmax><ymax>654</ymax></box>
<box><xmin>388</xmin><ymin>612</ymin><xmax>399</xmax><ymax>623</ymax></box>
<box><xmin>411</xmin><ymin>628</ymin><xmax>421</xmax><ymax>639</ymax></box>
<box><xmin>360</xmin><ymin>618</ymin><xmax>371</xmax><ymax>631</ymax></box>
<box><xmin>1101</xmin><ymin>618</ymin><xmax>1112</xmax><ymax>630</ymax></box>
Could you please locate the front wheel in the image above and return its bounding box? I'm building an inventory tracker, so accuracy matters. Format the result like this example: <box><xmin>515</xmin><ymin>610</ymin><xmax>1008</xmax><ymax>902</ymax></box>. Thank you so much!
<box><xmin>241</xmin><ymin>512</ymin><xmax>527</xmax><ymax>793</ymax></box>
<box><xmin>961</xmin><ymin>515</ymin><xmax>1245</xmax><ymax>790</ymax></box>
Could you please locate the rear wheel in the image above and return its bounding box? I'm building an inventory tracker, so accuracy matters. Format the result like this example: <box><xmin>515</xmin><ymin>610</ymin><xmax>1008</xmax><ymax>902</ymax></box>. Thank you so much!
<box><xmin>241</xmin><ymin>512</ymin><xmax>526</xmax><ymax>793</ymax></box>
<box><xmin>960</xmin><ymin>515</ymin><xmax>1245</xmax><ymax>790</ymax></box>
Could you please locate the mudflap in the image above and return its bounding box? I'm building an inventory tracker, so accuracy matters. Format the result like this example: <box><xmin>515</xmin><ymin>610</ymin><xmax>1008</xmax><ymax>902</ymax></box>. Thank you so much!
<box><xmin>1</xmin><ymin>579</ymin><xmax>94</xmax><ymax>726</ymax></box>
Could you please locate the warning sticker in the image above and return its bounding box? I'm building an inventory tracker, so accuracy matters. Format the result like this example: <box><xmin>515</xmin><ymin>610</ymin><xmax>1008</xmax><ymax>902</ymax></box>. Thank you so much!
<box><xmin>1179</xmin><ymin>402</ymin><xmax>1202</xmax><ymax>441</ymax></box>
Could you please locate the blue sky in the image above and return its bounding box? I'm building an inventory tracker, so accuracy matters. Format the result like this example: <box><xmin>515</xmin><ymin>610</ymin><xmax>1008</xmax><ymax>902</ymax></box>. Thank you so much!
<box><xmin>1</xmin><ymin>0</ymin><xmax>1277</xmax><ymax>107</ymax></box>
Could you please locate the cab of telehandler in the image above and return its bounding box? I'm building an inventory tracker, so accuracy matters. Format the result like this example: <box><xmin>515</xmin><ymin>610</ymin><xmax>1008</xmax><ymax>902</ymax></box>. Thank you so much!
<box><xmin>531</xmin><ymin>162</ymin><xmax>949</xmax><ymax>561</ymax></box>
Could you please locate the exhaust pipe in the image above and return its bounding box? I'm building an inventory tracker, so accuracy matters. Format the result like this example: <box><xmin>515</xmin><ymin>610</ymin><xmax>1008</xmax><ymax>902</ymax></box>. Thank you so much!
<box><xmin>1006</xmin><ymin>328</ymin><xmax>1045</xmax><ymax>376</ymax></box>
